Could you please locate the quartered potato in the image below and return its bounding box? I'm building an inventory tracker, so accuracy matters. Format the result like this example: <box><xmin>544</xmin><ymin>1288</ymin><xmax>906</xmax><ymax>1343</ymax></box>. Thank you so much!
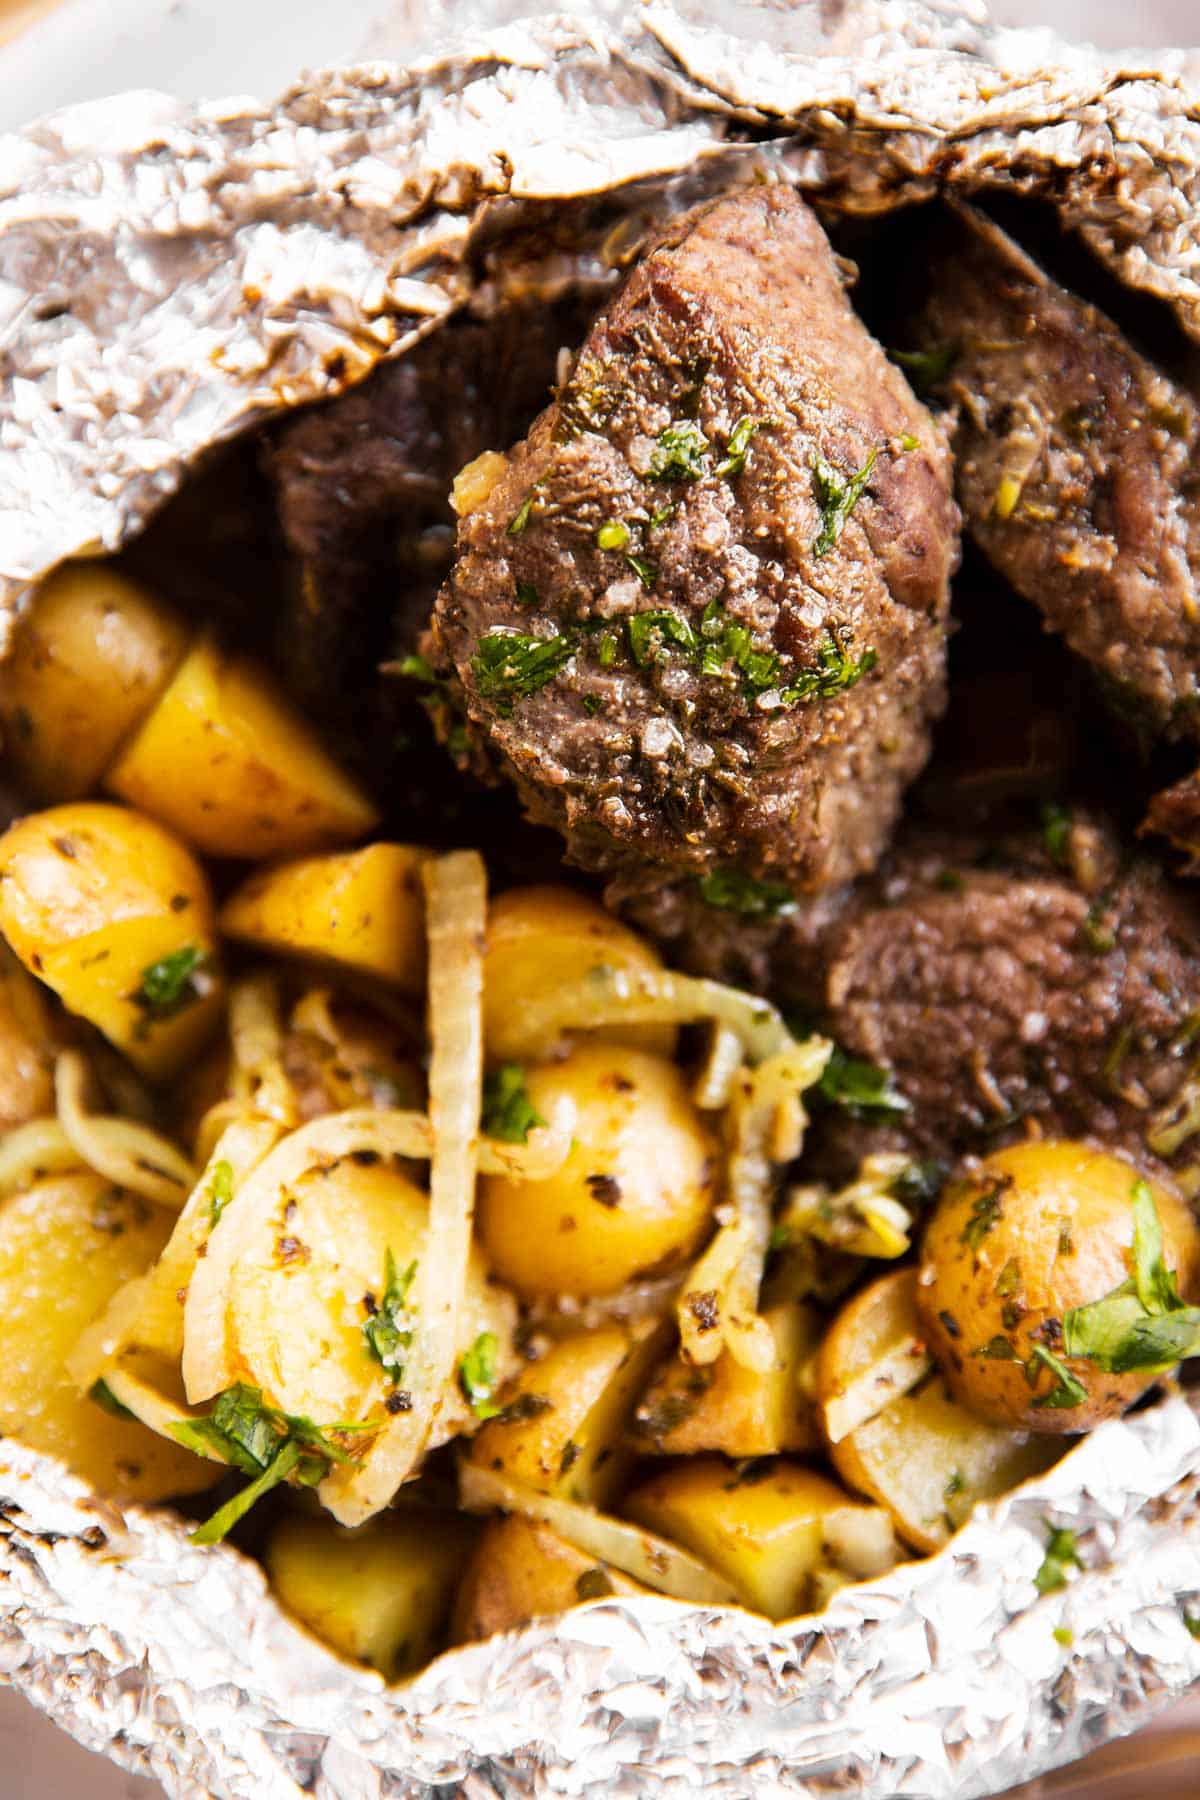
<box><xmin>105</xmin><ymin>632</ymin><xmax>380</xmax><ymax>860</ymax></box>
<box><xmin>624</xmin><ymin>1456</ymin><xmax>898</xmax><ymax>1620</ymax></box>
<box><xmin>466</xmin><ymin>1322</ymin><xmax>666</xmax><ymax>1507</ymax></box>
<box><xmin>819</xmin><ymin>1267</ymin><xmax>1059</xmax><ymax>1551</ymax></box>
<box><xmin>219</xmin><ymin>844</ymin><xmax>429</xmax><ymax>992</ymax></box>
<box><xmin>0</xmin><ymin>802</ymin><xmax>224</xmax><ymax>1080</ymax></box>
<box><xmin>482</xmin><ymin>886</ymin><xmax>677</xmax><ymax>1061</ymax></box>
<box><xmin>452</xmin><ymin>1514</ymin><xmax>646</xmax><ymax>1643</ymax></box>
<box><xmin>0</xmin><ymin>1172</ymin><xmax>216</xmax><ymax>1502</ymax></box>
<box><xmin>266</xmin><ymin>1506</ymin><xmax>477</xmax><ymax>1679</ymax></box>
<box><xmin>632</xmin><ymin>1300</ymin><xmax>821</xmax><ymax>1458</ymax></box>
<box><xmin>0</xmin><ymin>562</ymin><xmax>189</xmax><ymax>802</ymax></box>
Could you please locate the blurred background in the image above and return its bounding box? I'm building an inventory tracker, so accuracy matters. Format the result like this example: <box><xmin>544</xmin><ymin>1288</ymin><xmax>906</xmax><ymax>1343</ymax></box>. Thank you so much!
<box><xmin>0</xmin><ymin>0</ymin><xmax>1196</xmax><ymax>1794</ymax></box>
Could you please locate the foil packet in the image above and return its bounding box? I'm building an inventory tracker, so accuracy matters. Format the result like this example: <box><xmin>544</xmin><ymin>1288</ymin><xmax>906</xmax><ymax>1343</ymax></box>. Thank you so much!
<box><xmin>2</xmin><ymin>0</ymin><xmax>1200</xmax><ymax>1793</ymax></box>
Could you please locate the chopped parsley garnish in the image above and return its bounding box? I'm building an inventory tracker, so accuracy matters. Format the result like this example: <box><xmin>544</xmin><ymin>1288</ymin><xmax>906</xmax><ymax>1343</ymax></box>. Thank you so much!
<box><xmin>944</xmin><ymin>1470</ymin><xmax>965</xmax><ymax>1500</ymax></box>
<box><xmin>1034</xmin><ymin>1522</ymin><xmax>1082</xmax><ymax>1594</ymax></box>
<box><xmin>482</xmin><ymin>1064</ymin><xmax>546</xmax><ymax>1145</ymax></box>
<box><xmin>471</xmin><ymin>631</ymin><xmax>577</xmax><ymax>712</ymax></box>
<box><xmin>507</xmin><ymin>490</ymin><xmax>537</xmax><ymax>536</ymax></box>
<box><xmin>627</xmin><ymin>609</ymin><xmax>698</xmax><ymax>666</ymax></box>
<box><xmin>961</xmin><ymin>1183</ymin><xmax>1005</xmax><ymax>1252</ymax></box>
<box><xmin>361</xmin><ymin>1249</ymin><xmax>418</xmax><ymax>1384</ymax></box>
<box><xmin>1061</xmin><ymin>1180</ymin><xmax>1200</xmax><ymax>1375</ymax></box>
<box><xmin>171</xmin><ymin>1383</ymin><xmax>361</xmax><ymax>1545</ymax></box>
<box><xmin>624</xmin><ymin>553</ymin><xmax>658</xmax><ymax>591</ymax></box>
<box><xmin>698</xmin><ymin>599</ymin><xmax>780</xmax><ymax>693</ymax></box>
<box><xmin>713</xmin><ymin>416</ymin><xmax>762</xmax><ymax>479</ymax></box>
<box><xmin>889</xmin><ymin>1159</ymin><xmax>947</xmax><ymax>1207</ymax></box>
<box><xmin>811</xmin><ymin>449</ymin><xmax>879</xmax><ymax>558</ymax></box>
<box><xmin>583</xmin><ymin>694</ymin><xmax>603</xmax><ymax>717</ymax></box>
<box><xmin>648</xmin><ymin>503</ymin><xmax>676</xmax><ymax>529</ymax></box>
<box><xmin>1184</xmin><ymin>1610</ymin><xmax>1200</xmax><ymax>1639</ymax></box>
<box><xmin>899</xmin><ymin>433</ymin><xmax>920</xmax><ymax>452</ymax></box>
<box><xmin>89</xmin><ymin>1378</ymin><xmax>135</xmax><ymax>1421</ymax></box>
<box><xmin>1041</xmin><ymin>800</ymin><xmax>1073</xmax><ymax>867</ymax></box>
<box><xmin>696</xmin><ymin>867</ymin><xmax>797</xmax><ymax>918</ymax></box>
<box><xmin>648</xmin><ymin>420</ymin><xmax>710</xmax><ymax>483</ymax></box>
<box><xmin>1081</xmin><ymin>894</ymin><xmax>1117</xmax><ymax>955</ymax></box>
<box><xmin>208</xmin><ymin>1159</ymin><xmax>235</xmax><ymax>1229</ymax></box>
<box><xmin>460</xmin><ymin>1331</ymin><xmax>501</xmax><ymax>1420</ymax></box>
<box><xmin>778</xmin><ymin>626</ymin><xmax>877</xmax><ymax>705</ymax></box>
<box><xmin>134</xmin><ymin>945</ymin><xmax>207</xmax><ymax>1020</ymax></box>
<box><xmin>817</xmin><ymin>1044</ymin><xmax>910</xmax><ymax>1121</ymax></box>
<box><xmin>890</xmin><ymin>344</ymin><xmax>959</xmax><ymax>394</ymax></box>
<box><xmin>596</xmin><ymin>520</ymin><xmax>631</xmax><ymax>551</ymax></box>
<box><xmin>515</xmin><ymin>579</ymin><xmax>539</xmax><ymax>607</ymax></box>
<box><xmin>598</xmin><ymin>631</ymin><xmax>619</xmax><ymax>669</ymax></box>
<box><xmin>1029</xmin><ymin>1344</ymin><xmax>1087</xmax><ymax>1410</ymax></box>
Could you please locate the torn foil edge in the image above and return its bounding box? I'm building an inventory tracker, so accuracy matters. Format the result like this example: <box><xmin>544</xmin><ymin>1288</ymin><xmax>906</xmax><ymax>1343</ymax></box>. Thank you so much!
<box><xmin>0</xmin><ymin>0</ymin><xmax>1200</xmax><ymax>1793</ymax></box>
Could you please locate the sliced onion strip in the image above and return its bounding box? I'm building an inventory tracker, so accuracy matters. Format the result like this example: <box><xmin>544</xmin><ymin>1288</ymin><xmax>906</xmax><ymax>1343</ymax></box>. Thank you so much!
<box><xmin>0</xmin><ymin>1118</ymin><xmax>85</xmax><ymax>1198</ymax></box>
<box><xmin>55</xmin><ymin>1050</ymin><xmax>197</xmax><ymax>1210</ymax></box>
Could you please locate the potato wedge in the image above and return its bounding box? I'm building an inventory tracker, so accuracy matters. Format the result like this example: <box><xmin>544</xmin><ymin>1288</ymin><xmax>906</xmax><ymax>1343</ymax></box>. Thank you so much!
<box><xmin>452</xmin><ymin>1514</ymin><xmax>645</xmax><ymax>1643</ymax></box>
<box><xmin>0</xmin><ymin>802</ymin><xmax>224</xmax><ymax>1080</ymax></box>
<box><xmin>0</xmin><ymin>563</ymin><xmax>189</xmax><ymax>802</ymax></box>
<box><xmin>467</xmin><ymin>1321</ymin><xmax>666</xmax><ymax>1507</ymax></box>
<box><xmin>106</xmin><ymin>632</ymin><xmax>379</xmax><ymax>859</ymax></box>
<box><xmin>220</xmin><ymin>845</ymin><xmax>429</xmax><ymax>992</ymax></box>
<box><xmin>814</xmin><ymin>1267</ymin><xmax>933</xmax><ymax>1446</ymax></box>
<box><xmin>0</xmin><ymin>1172</ymin><xmax>217</xmax><ymax>1502</ymax></box>
<box><xmin>624</xmin><ymin>1456</ymin><xmax>898</xmax><ymax>1619</ymax></box>
<box><xmin>631</xmin><ymin>1301</ymin><xmax>821</xmax><ymax>1457</ymax></box>
<box><xmin>266</xmin><ymin>1506</ymin><xmax>477</xmax><ymax>1679</ymax></box>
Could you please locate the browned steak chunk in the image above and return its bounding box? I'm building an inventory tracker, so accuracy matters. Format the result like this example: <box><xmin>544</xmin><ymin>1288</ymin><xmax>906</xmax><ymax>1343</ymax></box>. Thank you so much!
<box><xmin>433</xmin><ymin>183</ymin><xmax>959</xmax><ymax>894</ymax></box>
<box><xmin>909</xmin><ymin>203</ymin><xmax>1200</xmax><ymax>741</ymax></box>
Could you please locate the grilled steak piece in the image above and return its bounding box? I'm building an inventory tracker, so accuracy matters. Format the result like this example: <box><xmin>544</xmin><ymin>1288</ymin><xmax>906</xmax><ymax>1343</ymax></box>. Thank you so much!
<box><xmin>908</xmin><ymin>203</ymin><xmax>1200</xmax><ymax>742</ymax></box>
<box><xmin>624</xmin><ymin>811</ymin><xmax>1200</xmax><ymax>1182</ymax></box>
<box><xmin>432</xmin><ymin>183</ymin><xmax>959</xmax><ymax>894</ymax></box>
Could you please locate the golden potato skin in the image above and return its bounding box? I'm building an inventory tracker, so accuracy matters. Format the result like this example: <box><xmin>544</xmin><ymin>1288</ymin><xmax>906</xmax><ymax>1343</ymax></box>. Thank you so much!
<box><xmin>0</xmin><ymin>802</ymin><xmax>223</xmax><ymax>1079</ymax></box>
<box><xmin>0</xmin><ymin>563</ymin><xmax>189</xmax><ymax>802</ymax></box>
<box><xmin>918</xmin><ymin>1141</ymin><xmax>1200</xmax><ymax>1433</ymax></box>
<box><xmin>476</xmin><ymin>1044</ymin><xmax>717</xmax><ymax>1298</ymax></box>
<box><xmin>220</xmin><ymin>844</ymin><xmax>429</xmax><ymax>992</ymax></box>
<box><xmin>483</xmin><ymin>886</ymin><xmax>676</xmax><ymax>1061</ymax></box>
<box><xmin>633</xmin><ymin>1301</ymin><xmax>820</xmax><ymax>1459</ymax></box>
<box><xmin>0</xmin><ymin>943</ymin><xmax>57</xmax><ymax>1130</ymax></box>
<box><xmin>266</xmin><ymin>1507</ymin><xmax>477</xmax><ymax>1679</ymax></box>
<box><xmin>0</xmin><ymin>1173</ymin><xmax>216</xmax><ymax>1502</ymax></box>
<box><xmin>105</xmin><ymin>632</ymin><xmax>379</xmax><ymax>859</ymax></box>
<box><xmin>452</xmin><ymin>1515</ymin><xmax>643</xmax><ymax>1644</ymax></box>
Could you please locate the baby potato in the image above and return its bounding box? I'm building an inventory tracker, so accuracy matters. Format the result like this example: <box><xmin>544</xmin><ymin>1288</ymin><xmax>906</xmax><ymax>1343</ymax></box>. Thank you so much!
<box><xmin>105</xmin><ymin>632</ymin><xmax>379</xmax><ymax>859</ymax></box>
<box><xmin>219</xmin><ymin>845</ymin><xmax>429</xmax><ymax>993</ymax></box>
<box><xmin>918</xmin><ymin>1141</ymin><xmax>1200</xmax><ymax>1433</ymax></box>
<box><xmin>624</xmin><ymin>1457</ymin><xmax>898</xmax><ymax>1620</ymax></box>
<box><xmin>0</xmin><ymin>1172</ymin><xmax>216</xmax><ymax>1502</ymax></box>
<box><xmin>476</xmin><ymin>1043</ymin><xmax>717</xmax><ymax>1299</ymax></box>
<box><xmin>814</xmin><ymin>1266</ymin><xmax>934</xmax><ymax>1447</ymax></box>
<box><xmin>466</xmin><ymin>1322</ymin><xmax>665</xmax><ymax>1507</ymax></box>
<box><xmin>0</xmin><ymin>943</ymin><xmax>57</xmax><ymax>1130</ymax></box>
<box><xmin>632</xmin><ymin>1300</ymin><xmax>821</xmax><ymax>1458</ymax></box>
<box><xmin>0</xmin><ymin>802</ymin><xmax>224</xmax><ymax>1080</ymax></box>
<box><xmin>0</xmin><ymin>563</ymin><xmax>189</xmax><ymax>802</ymax></box>
<box><xmin>266</xmin><ymin>1506</ymin><xmax>477</xmax><ymax>1679</ymax></box>
<box><xmin>452</xmin><ymin>1515</ymin><xmax>645</xmax><ymax>1644</ymax></box>
<box><xmin>483</xmin><ymin>887</ymin><xmax>676</xmax><ymax>1061</ymax></box>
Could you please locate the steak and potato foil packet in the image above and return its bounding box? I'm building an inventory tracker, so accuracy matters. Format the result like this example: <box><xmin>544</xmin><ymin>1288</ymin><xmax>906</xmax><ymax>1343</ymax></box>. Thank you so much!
<box><xmin>3</xmin><ymin>0</ymin><xmax>1200</xmax><ymax>1793</ymax></box>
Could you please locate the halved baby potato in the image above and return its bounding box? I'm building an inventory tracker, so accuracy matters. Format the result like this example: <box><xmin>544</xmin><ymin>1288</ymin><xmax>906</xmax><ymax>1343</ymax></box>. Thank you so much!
<box><xmin>219</xmin><ymin>844</ymin><xmax>429</xmax><ymax>993</ymax></box>
<box><xmin>266</xmin><ymin>1505</ymin><xmax>477</xmax><ymax>1679</ymax></box>
<box><xmin>0</xmin><ymin>562</ymin><xmax>189</xmax><ymax>802</ymax></box>
<box><xmin>0</xmin><ymin>1171</ymin><xmax>217</xmax><ymax>1502</ymax></box>
<box><xmin>0</xmin><ymin>943</ymin><xmax>57</xmax><ymax>1130</ymax></box>
<box><xmin>818</xmin><ymin>1267</ymin><xmax>1059</xmax><ymax>1551</ymax></box>
<box><xmin>105</xmin><ymin>632</ymin><xmax>379</xmax><ymax>859</ymax></box>
<box><xmin>452</xmin><ymin>1514</ymin><xmax>646</xmax><ymax>1643</ymax></box>
<box><xmin>0</xmin><ymin>802</ymin><xmax>224</xmax><ymax>1080</ymax></box>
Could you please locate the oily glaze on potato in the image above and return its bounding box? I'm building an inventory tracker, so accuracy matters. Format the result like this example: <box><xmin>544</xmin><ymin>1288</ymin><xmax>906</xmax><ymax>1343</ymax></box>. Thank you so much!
<box><xmin>0</xmin><ymin>802</ymin><xmax>224</xmax><ymax>1080</ymax></box>
<box><xmin>0</xmin><ymin>943</ymin><xmax>57</xmax><ymax>1130</ymax></box>
<box><xmin>632</xmin><ymin>1301</ymin><xmax>821</xmax><ymax>1458</ymax></box>
<box><xmin>476</xmin><ymin>1043</ymin><xmax>716</xmax><ymax>1298</ymax></box>
<box><xmin>917</xmin><ymin>1142</ymin><xmax>1200</xmax><ymax>1433</ymax></box>
<box><xmin>452</xmin><ymin>1515</ymin><xmax>645</xmax><ymax>1643</ymax></box>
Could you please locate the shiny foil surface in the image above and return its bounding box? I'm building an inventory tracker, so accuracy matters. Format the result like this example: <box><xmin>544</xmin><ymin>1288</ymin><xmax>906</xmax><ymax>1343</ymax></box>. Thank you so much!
<box><xmin>2</xmin><ymin>0</ymin><xmax>1200</xmax><ymax>1793</ymax></box>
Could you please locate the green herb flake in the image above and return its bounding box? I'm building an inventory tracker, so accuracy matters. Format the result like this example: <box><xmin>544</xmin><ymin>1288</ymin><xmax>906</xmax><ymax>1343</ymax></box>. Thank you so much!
<box><xmin>89</xmin><ymin>1378</ymin><xmax>135</xmax><ymax>1421</ymax></box>
<box><xmin>626</xmin><ymin>609</ymin><xmax>698</xmax><ymax>666</ymax></box>
<box><xmin>961</xmin><ymin>1183</ymin><xmax>1005</xmax><ymax>1253</ymax></box>
<box><xmin>1041</xmin><ymin>800</ymin><xmax>1073</xmax><ymax>867</ymax></box>
<box><xmin>899</xmin><ymin>433</ymin><xmax>920</xmax><ymax>452</ymax></box>
<box><xmin>697</xmin><ymin>867</ymin><xmax>797</xmax><ymax>919</ymax></box>
<box><xmin>889</xmin><ymin>1160</ymin><xmax>947</xmax><ymax>1207</ymax></box>
<box><xmin>974</xmin><ymin>1334</ymin><xmax>1021</xmax><ymax>1362</ymax></box>
<box><xmin>396</xmin><ymin>652</ymin><xmax>436</xmax><ymax>683</ymax></box>
<box><xmin>507</xmin><ymin>490</ymin><xmax>537</xmax><ymax>536</ymax></box>
<box><xmin>1034</xmin><ymin>1522</ymin><xmax>1082</xmax><ymax>1594</ymax></box>
<box><xmin>1061</xmin><ymin>1179</ymin><xmax>1200</xmax><ymax>1375</ymax></box>
<box><xmin>460</xmin><ymin>1331</ymin><xmax>501</xmax><ymax>1420</ymax></box>
<box><xmin>1029</xmin><ymin>1344</ymin><xmax>1088</xmax><ymax>1410</ymax></box>
<box><xmin>818</xmin><ymin>1044</ymin><xmax>910</xmax><ymax>1121</ymax></box>
<box><xmin>471</xmin><ymin>631</ymin><xmax>577</xmax><ymax>712</ymax></box>
<box><xmin>776</xmin><ymin>627</ymin><xmax>877</xmax><ymax>707</ymax></box>
<box><xmin>135</xmin><ymin>945</ymin><xmax>207</xmax><ymax>1020</ymax></box>
<box><xmin>482</xmin><ymin>1064</ymin><xmax>547</xmax><ymax>1145</ymax></box>
<box><xmin>811</xmin><ymin>449</ymin><xmax>879</xmax><ymax>558</ymax></box>
<box><xmin>208</xmin><ymin>1158</ymin><xmax>235</xmax><ymax>1229</ymax></box>
<box><xmin>515</xmin><ymin>579</ymin><xmax>540</xmax><ymax>607</ymax></box>
<box><xmin>1183</xmin><ymin>1611</ymin><xmax>1200</xmax><ymax>1640</ymax></box>
<box><xmin>647</xmin><ymin>503</ymin><xmax>676</xmax><ymax>530</ymax></box>
<box><xmin>361</xmin><ymin>1250</ymin><xmax>418</xmax><ymax>1384</ymax></box>
<box><xmin>1081</xmin><ymin>894</ymin><xmax>1117</xmax><ymax>955</ymax></box>
<box><xmin>624</xmin><ymin>553</ymin><xmax>658</xmax><ymax>591</ymax></box>
<box><xmin>890</xmin><ymin>344</ymin><xmax>959</xmax><ymax>394</ymax></box>
<box><xmin>944</xmin><ymin>1470</ymin><xmax>965</xmax><ymax>1500</ymax></box>
<box><xmin>582</xmin><ymin>695</ymin><xmax>603</xmax><ymax>718</ymax></box>
<box><xmin>767</xmin><ymin>1223</ymin><xmax>792</xmax><ymax>1253</ymax></box>
<box><xmin>1053</xmin><ymin>1626</ymin><xmax>1075</xmax><ymax>1647</ymax></box>
<box><xmin>713</xmin><ymin>416</ymin><xmax>763</xmax><ymax>479</ymax></box>
<box><xmin>597</xmin><ymin>631</ymin><xmax>619</xmax><ymax>669</ymax></box>
<box><xmin>596</xmin><ymin>520</ymin><xmax>631</xmax><ymax>551</ymax></box>
<box><xmin>648</xmin><ymin>420</ymin><xmax>710</xmax><ymax>483</ymax></box>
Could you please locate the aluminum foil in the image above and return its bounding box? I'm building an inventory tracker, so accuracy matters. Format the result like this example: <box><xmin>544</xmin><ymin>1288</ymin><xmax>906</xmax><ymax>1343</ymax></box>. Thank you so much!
<box><xmin>3</xmin><ymin>0</ymin><xmax>1200</xmax><ymax>1793</ymax></box>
